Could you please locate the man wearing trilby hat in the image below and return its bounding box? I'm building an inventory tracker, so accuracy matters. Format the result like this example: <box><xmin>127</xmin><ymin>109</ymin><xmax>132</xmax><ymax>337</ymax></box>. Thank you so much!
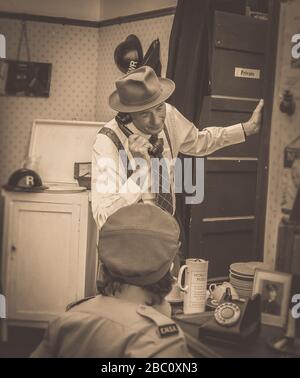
<box><xmin>92</xmin><ymin>66</ymin><xmax>263</xmax><ymax>230</ymax></box>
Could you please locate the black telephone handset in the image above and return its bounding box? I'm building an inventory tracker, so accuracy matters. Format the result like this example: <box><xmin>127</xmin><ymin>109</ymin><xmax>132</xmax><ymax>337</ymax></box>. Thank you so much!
<box><xmin>115</xmin><ymin>112</ymin><xmax>164</xmax><ymax>157</ymax></box>
<box><xmin>198</xmin><ymin>292</ymin><xmax>262</xmax><ymax>346</ymax></box>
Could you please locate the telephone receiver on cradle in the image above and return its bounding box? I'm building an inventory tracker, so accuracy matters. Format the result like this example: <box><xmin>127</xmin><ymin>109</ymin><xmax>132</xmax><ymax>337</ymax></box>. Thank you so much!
<box><xmin>115</xmin><ymin>112</ymin><xmax>164</xmax><ymax>157</ymax></box>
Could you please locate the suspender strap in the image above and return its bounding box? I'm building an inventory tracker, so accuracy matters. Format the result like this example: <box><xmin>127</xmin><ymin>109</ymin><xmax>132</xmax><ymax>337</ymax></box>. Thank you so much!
<box><xmin>98</xmin><ymin>127</ymin><xmax>133</xmax><ymax>177</ymax></box>
<box><xmin>163</xmin><ymin>124</ymin><xmax>173</xmax><ymax>159</ymax></box>
<box><xmin>99</xmin><ymin>125</ymin><xmax>173</xmax><ymax>157</ymax></box>
<box><xmin>98</xmin><ymin>127</ymin><xmax>124</xmax><ymax>151</ymax></box>
<box><xmin>98</xmin><ymin>125</ymin><xmax>173</xmax><ymax>176</ymax></box>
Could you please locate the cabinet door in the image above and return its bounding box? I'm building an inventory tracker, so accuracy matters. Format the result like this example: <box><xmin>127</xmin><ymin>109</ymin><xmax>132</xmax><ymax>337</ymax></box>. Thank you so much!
<box><xmin>6</xmin><ymin>201</ymin><xmax>80</xmax><ymax>322</ymax></box>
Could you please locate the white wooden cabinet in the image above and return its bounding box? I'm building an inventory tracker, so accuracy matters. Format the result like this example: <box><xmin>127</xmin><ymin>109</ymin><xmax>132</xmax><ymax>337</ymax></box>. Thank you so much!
<box><xmin>1</xmin><ymin>190</ymin><xmax>97</xmax><ymax>328</ymax></box>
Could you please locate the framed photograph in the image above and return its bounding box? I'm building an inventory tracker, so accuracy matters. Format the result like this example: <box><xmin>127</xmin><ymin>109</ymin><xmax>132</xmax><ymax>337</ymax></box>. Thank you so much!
<box><xmin>253</xmin><ymin>269</ymin><xmax>292</xmax><ymax>327</ymax></box>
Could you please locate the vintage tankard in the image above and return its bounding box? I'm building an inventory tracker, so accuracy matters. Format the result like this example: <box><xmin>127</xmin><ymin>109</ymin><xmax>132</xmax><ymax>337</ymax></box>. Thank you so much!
<box><xmin>177</xmin><ymin>259</ymin><xmax>209</xmax><ymax>314</ymax></box>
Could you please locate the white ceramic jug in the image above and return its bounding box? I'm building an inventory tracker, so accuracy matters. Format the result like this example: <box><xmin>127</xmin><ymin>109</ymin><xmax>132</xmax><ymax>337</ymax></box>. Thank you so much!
<box><xmin>177</xmin><ymin>258</ymin><xmax>208</xmax><ymax>314</ymax></box>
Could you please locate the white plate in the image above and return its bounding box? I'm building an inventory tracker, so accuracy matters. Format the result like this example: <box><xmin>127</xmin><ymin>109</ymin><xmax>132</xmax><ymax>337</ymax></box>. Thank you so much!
<box><xmin>230</xmin><ymin>261</ymin><xmax>271</xmax><ymax>277</ymax></box>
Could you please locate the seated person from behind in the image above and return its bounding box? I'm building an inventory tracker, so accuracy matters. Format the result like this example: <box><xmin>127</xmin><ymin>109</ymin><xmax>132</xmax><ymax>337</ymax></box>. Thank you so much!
<box><xmin>31</xmin><ymin>204</ymin><xmax>191</xmax><ymax>358</ymax></box>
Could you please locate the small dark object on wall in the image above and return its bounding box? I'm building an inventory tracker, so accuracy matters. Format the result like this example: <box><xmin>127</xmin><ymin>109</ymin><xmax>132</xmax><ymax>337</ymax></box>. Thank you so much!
<box><xmin>0</xmin><ymin>59</ymin><xmax>52</xmax><ymax>97</ymax></box>
<box><xmin>280</xmin><ymin>90</ymin><xmax>296</xmax><ymax>116</ymax></box>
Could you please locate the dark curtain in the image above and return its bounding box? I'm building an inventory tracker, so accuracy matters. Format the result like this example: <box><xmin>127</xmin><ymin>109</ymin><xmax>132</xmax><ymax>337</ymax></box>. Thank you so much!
<box><xmin>167</xmin><ymin>0</ymin><xmax>214</xmax><ymax>122</ymax></box>
<box><xmin>166</xmin><ymin>0</ymin><xmax>215</xmax><ymax>258</ymax></box>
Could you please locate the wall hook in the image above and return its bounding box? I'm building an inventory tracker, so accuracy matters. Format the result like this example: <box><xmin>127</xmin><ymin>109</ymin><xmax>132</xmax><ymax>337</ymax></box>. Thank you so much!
<box><xmin>280</xmin><ymin>90</ymin><xmax>296</xmax><ymax>116</ymax></box>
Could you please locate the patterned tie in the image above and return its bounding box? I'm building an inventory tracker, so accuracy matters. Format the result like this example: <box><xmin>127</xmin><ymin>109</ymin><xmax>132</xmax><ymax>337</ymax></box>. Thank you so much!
<box><xmin>149</xmin><ymin>134</ymin><xmax>174</xmax><ymax>215</ymax></box>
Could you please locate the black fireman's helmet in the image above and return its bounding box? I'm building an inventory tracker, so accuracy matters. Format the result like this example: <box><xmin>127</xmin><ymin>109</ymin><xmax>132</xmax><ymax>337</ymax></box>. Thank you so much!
<box><xmin>3</xmin><ymin>168</ymin><xmax>48</xmax><ymax>192</ymax></box>
<box><xmin>114</xmin><ymin>34</ymin><xmax>143</xmax><ymax>74</ymax></box>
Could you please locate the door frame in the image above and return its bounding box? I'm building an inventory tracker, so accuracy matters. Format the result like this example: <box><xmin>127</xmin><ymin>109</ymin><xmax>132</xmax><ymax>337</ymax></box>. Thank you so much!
<box><xmin>253</xmin><ymin>0</ymin><xmax>281</xmax><ymax>260</ymax></box>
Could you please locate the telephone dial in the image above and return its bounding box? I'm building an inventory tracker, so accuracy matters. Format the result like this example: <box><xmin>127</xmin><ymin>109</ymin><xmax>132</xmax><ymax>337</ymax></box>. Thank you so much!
<box><xmin>115</xmin><ymin>112</ymin><xmax>164</xmax><ymax>157</ymax></box>
<box><xmin>214</xmin><ymin>302</ymin><xmax>241</xmax><ymax>327</ymax></box>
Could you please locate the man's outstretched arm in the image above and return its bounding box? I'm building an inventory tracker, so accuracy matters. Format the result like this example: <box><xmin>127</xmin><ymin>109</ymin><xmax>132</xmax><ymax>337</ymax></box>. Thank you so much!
<box><xmin>175</xmin><ymin>99</ymin><xmax>264</xmax><ymax>156</ymax></box>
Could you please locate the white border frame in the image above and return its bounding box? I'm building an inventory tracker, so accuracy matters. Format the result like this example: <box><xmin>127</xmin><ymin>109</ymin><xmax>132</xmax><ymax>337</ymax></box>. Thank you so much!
<box><xmin>253</xmin><ymin>269</ymin><xmax>292</xmax><ymax>328</ymax></box>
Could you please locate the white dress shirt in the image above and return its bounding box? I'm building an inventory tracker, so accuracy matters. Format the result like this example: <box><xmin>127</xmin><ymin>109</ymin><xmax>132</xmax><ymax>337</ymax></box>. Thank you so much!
<box><xmin>92</xmin><ymin>103</ymin><xmax>245</xmax><ymax>230</ymax></box>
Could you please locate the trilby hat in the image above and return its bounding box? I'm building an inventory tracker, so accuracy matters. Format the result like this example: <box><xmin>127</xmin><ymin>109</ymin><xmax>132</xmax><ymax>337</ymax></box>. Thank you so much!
<box><xmin>108</xmin><ymin>66</ymin><xmax>175</xmax><ymax>113</ymax></box>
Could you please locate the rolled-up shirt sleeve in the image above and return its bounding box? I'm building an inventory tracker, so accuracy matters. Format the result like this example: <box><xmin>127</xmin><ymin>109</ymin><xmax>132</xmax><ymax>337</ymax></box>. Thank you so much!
<box><xmin>171</xmin><ymin>106</ymin><xmax>246</xmax><ymax>156</ymax></box>
<box><xmin>92</xmin><ymin>134</ymin><xmax>148</xmax><ymax>230</ymax></box>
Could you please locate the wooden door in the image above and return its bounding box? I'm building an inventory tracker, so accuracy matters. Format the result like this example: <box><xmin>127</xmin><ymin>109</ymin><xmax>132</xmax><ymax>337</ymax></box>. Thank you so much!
<box><xmin>189</xmin><ymin>12</ymin><xmax>267</xmax><ymax>277</ymax></box>
<box><xmin>189</xmin><ymin>97</ymin><xmax>260</xmax><ymax>277</ymax></box>
<box><xmin>6</xmin><ymin>201</ymin><xmax>80</xmax><ymax>323</ymax></box>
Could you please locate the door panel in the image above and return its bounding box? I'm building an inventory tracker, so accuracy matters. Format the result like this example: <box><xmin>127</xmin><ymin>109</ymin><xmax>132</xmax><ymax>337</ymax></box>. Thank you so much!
<box><xmin>195</xmin><ymin>228</ymin><xmax>254</xmax><ymax>278</ymax></box>
<box><xmin>199</xmin><ymin>97</ymin><xmax>260</xmax><ymax>157</ymax></box>
<box><xmin>211</xmin><ymin>49</ymin><xmax>265</xmax><ymax>98</ymax></box>
<box><xmin>189</xmin><ymin>11</ymin><xmax>267</xmax><ymax>276</ymax></box>
<box><xmin>202</xmin><ymin>163</ymin><xmax>257</xmax><ymax>218</ymax></box>
<box><xmin>191</xmin><ymin>217</ymin><xmax>254</xmax><ymax>278</ymax></box>
<box><xmin>214</xmin><ymin>11</ymin><xmax>267</xmax><ymax>54</ymax></box>
<box><xmin>7</xmin><ymin>202</ymin><xmax>80</xmax><ymax>321</ymax></box>
<box><xmin>210</xmin><ymin>11</ymin><xmax>267</xmax><ymax>99</ymax></box>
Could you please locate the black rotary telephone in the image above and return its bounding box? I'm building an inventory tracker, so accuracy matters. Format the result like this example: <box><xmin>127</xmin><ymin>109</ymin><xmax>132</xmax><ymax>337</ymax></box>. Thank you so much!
<box><xmin>174</xmin><ymin>288</ymin><xmax>261</xmax><ymax>348</ymax></box>
<box><xmin>115</xmin><ymin>112</ymin><xmax>164</xmax><ymax>157</ymax></box>
<box><xmin>198</xmin><ymin>289</ymin><xmax>261</xmax><ymax>346</ymax></box>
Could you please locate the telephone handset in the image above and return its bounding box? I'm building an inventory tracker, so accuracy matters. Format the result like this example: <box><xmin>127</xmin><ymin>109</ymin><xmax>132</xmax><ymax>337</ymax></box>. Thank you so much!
<box><xmin>115</xmin><ymin>112</ymin><xmax>164</xmax><ymax>157</ymax></box>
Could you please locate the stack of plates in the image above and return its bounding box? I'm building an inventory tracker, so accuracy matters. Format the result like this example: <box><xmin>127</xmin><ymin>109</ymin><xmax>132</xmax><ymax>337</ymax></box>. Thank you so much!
<box><xmin>229</xmin><ymin>261</ymin><xmax>271</xmax><ymax>299</ymax></box>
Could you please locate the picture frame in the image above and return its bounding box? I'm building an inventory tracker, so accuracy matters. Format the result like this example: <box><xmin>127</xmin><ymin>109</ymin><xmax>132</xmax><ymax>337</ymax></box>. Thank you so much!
<box><xmin>0</xmin><ymin>58</ymin><xmax>52</xmax><ymax>97</ymax></box>
<box><xmin>252</xmin><ymin>269</ymin><xmax>292</xmax><ymax>328</ymax></box>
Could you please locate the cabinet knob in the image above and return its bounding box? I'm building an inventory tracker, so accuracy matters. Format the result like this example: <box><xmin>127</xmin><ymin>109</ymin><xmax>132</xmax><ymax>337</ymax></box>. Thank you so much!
<box><xmin>11</xmin><ymin>245</ymin><xmax>17</xmax><ymax>252</ymax></box>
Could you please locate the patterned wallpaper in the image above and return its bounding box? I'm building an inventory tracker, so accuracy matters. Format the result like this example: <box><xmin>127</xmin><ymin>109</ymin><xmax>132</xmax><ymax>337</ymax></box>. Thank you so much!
<box><xmin>95</xmin><ymin>15</ymin><xmax>174</xmax><ymax>121</ymax></box>
<box><xmin>0</xmin><ymin>19</ymin><xmax>99</xmax><ymax>185</ymax></box>
<box><xmin>0</xmin><ymin>9</ymin><xmax>296</xmax><ymax>266</ymax></box>
<box><xmin>264</xmin><ymin>1</ymin><xmax>300</xmax><ymax>266</ymax></box>
<box><xmin>0</xmin><ymin>15</ymin><xmax>173</xmax><ymax>186</ymax></box>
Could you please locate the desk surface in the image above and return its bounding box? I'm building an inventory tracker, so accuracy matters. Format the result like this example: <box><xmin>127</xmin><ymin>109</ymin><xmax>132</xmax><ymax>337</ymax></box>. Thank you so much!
<box><xmin>173</xmin><ymin>310</ymin><xmax>290</xmax><ymax>358</ymax></box>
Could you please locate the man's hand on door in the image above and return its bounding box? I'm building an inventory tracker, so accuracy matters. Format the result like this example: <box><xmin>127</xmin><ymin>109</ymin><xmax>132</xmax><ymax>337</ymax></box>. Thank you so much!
<box><xmin>242</xmin><ymin>99</ymin><xmax>264</xmax><ymax>137</ymax></box>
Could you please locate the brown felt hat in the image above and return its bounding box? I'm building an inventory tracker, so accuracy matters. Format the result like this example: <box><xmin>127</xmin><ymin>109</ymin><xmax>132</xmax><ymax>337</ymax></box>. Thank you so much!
<box><xmin>99</xmin><ymin>203</ymin><xmax>180</xmax><ymax>286</ymax></box>
<box><xmin>108</xmin><ymin>66</ymin><xmax>175</xmax><ymax>113</ymax></box>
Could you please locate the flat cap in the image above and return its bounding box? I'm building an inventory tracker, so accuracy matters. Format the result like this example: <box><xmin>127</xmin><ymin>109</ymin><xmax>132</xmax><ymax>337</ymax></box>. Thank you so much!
<box><xmin>99</xmin><ymin>204</ymin><xmax>180</xmax><ymax>286</ymax></box>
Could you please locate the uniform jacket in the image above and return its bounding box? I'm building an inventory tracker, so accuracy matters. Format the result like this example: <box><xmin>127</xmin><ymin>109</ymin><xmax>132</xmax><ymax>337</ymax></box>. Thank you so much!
<box><xmin>31</xmin><ymin>295</ymin><xmax>192</xmax><ymax>358</ymax></box>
